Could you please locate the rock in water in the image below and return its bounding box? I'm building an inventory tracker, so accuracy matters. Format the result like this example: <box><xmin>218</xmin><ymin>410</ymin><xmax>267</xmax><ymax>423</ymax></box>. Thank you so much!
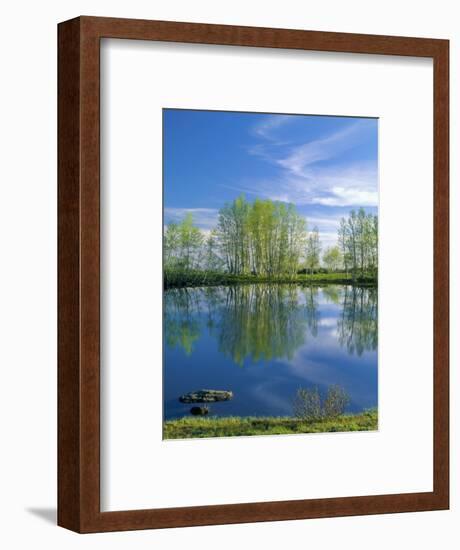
<box><xmin>179</xmin><ymin>389</ymin><xmax>233</xmax><ymax>403</ymax></box>
<box><xmin>190</xmin><ymin>406</ymin><xmax>209</xmax><ymax>416</ymax></box>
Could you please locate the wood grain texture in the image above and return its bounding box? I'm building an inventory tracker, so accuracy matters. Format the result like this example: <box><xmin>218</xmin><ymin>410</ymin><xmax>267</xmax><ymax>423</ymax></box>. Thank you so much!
<box><xmin>432</xmin><ymin>41</ymin><xmax>449</xmax><ymax>507</ymax></box>
<box><xmin>57</xmin><ymin>16</ymin><xmax>449</xmax><ymax>533</ymax></box>
<box><xmin>57</xmin><ymin>16</ymin><xmax>81</xmax><ymax>533</ymax></box>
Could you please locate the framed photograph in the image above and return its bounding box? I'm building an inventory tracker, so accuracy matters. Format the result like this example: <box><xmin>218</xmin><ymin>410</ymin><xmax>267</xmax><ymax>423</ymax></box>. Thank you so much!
<box><xmin>162</xmin><ymin>108</ymin><xmax>379</xmax><ymax>439</ymax></box>
<box><xmin>58</xmin><ymin>16</ymin><xmax>449</xmax><ymax>532</ymax></box>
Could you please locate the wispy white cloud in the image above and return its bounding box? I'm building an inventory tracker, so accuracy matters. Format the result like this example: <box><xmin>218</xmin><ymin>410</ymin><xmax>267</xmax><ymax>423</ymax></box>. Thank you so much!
<box><xmin>312</xmin><ymin>187</ymin><xmax>377</xmax><ymax>207</ymax></box>
<box><xmin>164</xmin><ymin>207</ymin><xmax>218</xmax><ymax>230</ymax></box>
<box><xmin>166</xmin><ymin>118</ymin><xmax>377</xmax><ymax>245</ymax></box>
<box><xmin>308</xmin><ymin>163</ymin><xmax>378</xmax><ymax>207</ymax></box>
<box><xmin>307</xmin><ymin>161</ymin><xmax>378</xmax><ymax>207</ymax></box>
<box><xmin>232</xmin><ymin>161</ymin><xmax>378</xmax><ymax>209</ymax></box>
<box><xmin>218</xmin><ymin>183</ymin><xmax>260</xmax><ymax>196</ymax></box>
<box><xmin>252</xmin><ymin>114</ymin><xmax>295</xmax><ymax>141</ymax></box>
<box><xmin>244</xmin><ymin>118</ymin><xmax>378</xmax><ymax>209</ymax></box>
<box><xmin>277</xmin><ymin>121</ymin><xmax>366</xmax><ymax>176</ymax></box>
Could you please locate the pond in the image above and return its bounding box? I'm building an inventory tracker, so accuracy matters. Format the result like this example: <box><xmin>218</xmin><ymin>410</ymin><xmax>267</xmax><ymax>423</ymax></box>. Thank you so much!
<box><xmin>163</xmin><ymin>284</ymin><xmax>378</xmax><ymax>420</ymax></box>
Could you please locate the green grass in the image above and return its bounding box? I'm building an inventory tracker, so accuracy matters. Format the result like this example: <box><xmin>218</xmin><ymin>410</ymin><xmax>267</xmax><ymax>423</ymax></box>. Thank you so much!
<box><xmin>163</xmin><ymin>410</ymin><xmax>378</xmax><ymax>439</ymax></box>
<box><xmin>164</xmin><ymin>270</ymin><xmax>377</xmax><ymax>289</ymax></box>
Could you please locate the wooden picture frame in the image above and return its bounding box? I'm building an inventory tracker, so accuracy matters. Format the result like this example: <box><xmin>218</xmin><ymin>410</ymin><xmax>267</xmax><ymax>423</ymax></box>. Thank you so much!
<box><xmin>58</xmin><ymin>16</ymin><xmax>449</xmax><ymax>533</ymax></box>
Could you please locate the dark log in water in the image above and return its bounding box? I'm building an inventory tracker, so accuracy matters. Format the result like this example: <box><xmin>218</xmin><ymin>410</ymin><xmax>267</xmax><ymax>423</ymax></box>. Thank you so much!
<box><xmin>179</xmin><ymin>389</ymin><xmax>233</xmax><ymax>403</ymax></box>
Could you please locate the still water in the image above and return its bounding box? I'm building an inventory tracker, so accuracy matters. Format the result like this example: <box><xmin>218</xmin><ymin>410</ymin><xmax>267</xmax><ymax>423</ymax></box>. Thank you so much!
<box><xmin>164</xmin><ymin>284</ymin><xmax>378</xmax><ymax>420</ymax></box>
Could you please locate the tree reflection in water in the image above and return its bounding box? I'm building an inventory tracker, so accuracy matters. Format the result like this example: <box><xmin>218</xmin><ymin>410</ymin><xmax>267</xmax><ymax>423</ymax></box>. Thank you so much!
<box><xmin>337</xmin><ymin>286</ymin><xmax>378</xmax><ymax>356</ymax></box>
<box><xmin>164</xmin><ymin>284</ymin><xmax>377</xmax><ymax>362</ymax></box>
<box><xmin>163</xmin><ymin>288</ymin><xmax>203</xmax><ymax>355</ymax></box>
<box><xmin>321</xmin><ymin>285</ymin><xmax>342</xmax><ymax>305</ymax></box>
<box><xmin>217</xmin><ymin>285</ymin><xmax>317</xmax><ymax>365</ymax></box>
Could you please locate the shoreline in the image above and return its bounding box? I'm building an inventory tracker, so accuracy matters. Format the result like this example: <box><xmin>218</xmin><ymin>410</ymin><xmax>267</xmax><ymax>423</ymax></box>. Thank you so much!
<box><xmin>164</xmin><ymin>271</ymin><xmax>377</xmax><ymax>290</ymax></box>
<box><xmin>163</xmin><ymin>410</ymin><xmax>378</xmax><ymax>439</ymax></box>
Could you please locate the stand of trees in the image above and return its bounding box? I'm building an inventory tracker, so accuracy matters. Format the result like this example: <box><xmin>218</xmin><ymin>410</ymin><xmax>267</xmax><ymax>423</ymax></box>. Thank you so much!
<box><xmin>164</xmin><ymin>213</ymin><xmax>204</xmax><ymax>271</ymax></box>
<box><xmin>164</xmin><ymin>197</ymin><xmax>378</xmax><ymax>283</ymax></box>
<box><xmin>322</xmin><ymin>246</ymin><xmax>342</xmax><ymax>271</ymax></box>
<box><xmin>216</xmin><ymin>197</ymin><xmax>307</xmax><ymax>277</ymax></box>
<box><xmin>338</xmin><ymin>208</ymin><xmax>378</xmax><ymax>280</ymax></box>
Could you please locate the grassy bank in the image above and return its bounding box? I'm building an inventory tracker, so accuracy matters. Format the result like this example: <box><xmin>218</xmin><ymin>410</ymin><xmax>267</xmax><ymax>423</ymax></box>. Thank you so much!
<box><xmin>164</xmin><ymin>270</ymin><xmax>377</xmax><ymax>289</ymax></box>
<box><xmin>164</xmin><ymin>410</ymin><xmax>378</xmax><ymax>439</ymax></box>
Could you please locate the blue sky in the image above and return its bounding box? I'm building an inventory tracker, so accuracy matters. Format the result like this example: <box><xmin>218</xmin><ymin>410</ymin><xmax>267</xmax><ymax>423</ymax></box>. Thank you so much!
<box><xmin>163</xmin><ymin>109</ymin><xmax>378</xmax><ymax>247</ymax></box>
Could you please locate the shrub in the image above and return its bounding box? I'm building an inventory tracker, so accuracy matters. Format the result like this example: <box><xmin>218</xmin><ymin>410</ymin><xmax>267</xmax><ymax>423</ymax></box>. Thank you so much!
<box><xmin>292</xmin><ymin>387</ymin><xmax>322</xmax><ymax>421</ymax></box>
<box><xmin>323</xmin><ymin>385</ymin><xmax>350</xmax><ymax>418</ymax></box>
<box><xmin>293</xmin><ymin>384</ymin><xmax>350</xmax><ymax>421</ymax></box>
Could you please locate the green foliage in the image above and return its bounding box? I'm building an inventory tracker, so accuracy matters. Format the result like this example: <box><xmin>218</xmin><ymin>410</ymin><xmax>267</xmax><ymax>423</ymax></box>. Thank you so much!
<box><xmin>164</xmin><ymin>269</ymin><xmax>235</xmax><ymax>288</ymax></box>
<box><xmin>216</xmin><ymin>195</ymin><xmax>307</xmax><ymax>277</ymax></box>
<box><xmin>164</xmin><ymin>213</ymin><xmax>204</xmax><ymax>271</ymax></box>
<box><xmin>293</xmin><ymin>384</ymin><xmax>350</xmax><ymax>421</ymax></box>
<box><xmin>164</xmin><ymin>199</ymin><xmax>378</xmax><ymax>285</ymax></box>
<box><xmin>338</xmin><ymin>208</ymin><xmax>378</xmax><ymax>279</ymax></box>
<box><xmin>164</xmin><ymin>270</ymin><xmax>376</xmax><ymax>289</ymax></box>
<box><xmin>164</xmin><ymin>288</ymin><xmax>202</xmax><ymax>355</ymax></box>
<box><xmin>322</xmin><ymin>245</ymin><xmax>343</xmax><ymax>271</ymax></box>
<box><xmin>163</xmin><ymin>410</ymin><xmax>378</xmax><ymax>439</ymax></box>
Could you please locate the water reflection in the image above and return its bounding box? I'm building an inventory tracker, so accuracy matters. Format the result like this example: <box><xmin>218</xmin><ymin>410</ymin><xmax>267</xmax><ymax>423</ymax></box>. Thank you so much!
<box><xmin>164</xmin><ymin>284</ymin><xmax>377</xmax><ymax>363</ymax></box>
<box><xmin>164</xmin><ymin>288</ymin><xmax>202</xmax><ymax>355</ymax></box>
<box><xmin>338</xmin><ymin>286</ymin><xmax>378</xmax><ymax>356</ymax></box>
<box><xmin>218</xmin><ymin>285</ymin><xmax>319</xmax><ymax>365</ymax></box>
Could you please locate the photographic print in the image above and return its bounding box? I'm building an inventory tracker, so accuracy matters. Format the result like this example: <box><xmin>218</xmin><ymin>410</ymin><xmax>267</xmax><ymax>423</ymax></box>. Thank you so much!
<box><xmin>163</xmin><ymin>109</ymin><xmax>378</xmax><ymax>440</ymax></box>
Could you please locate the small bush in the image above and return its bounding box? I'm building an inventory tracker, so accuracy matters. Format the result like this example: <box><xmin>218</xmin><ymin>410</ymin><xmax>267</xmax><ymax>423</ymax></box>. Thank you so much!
<box><xmin>324</xmin><ymin>385</ymin><xmax>350</xmax><ymax>418</ymax></box>
<box><xmin>292</xmin><ymin>387</ymin><xmax>322</xmax><ymax>421</ymax></box>
<box><xmin>293</xmin><ymin>384</ymin><xmax>350</xmax><ymax>421</ymax></box>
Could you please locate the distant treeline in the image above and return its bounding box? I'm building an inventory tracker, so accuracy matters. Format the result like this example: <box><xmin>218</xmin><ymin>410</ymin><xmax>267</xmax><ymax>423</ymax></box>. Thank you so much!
<box><xmin>164</xmin><ymin>195</ymin><xmax>378</xmax><ymax>283</ymax></box>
